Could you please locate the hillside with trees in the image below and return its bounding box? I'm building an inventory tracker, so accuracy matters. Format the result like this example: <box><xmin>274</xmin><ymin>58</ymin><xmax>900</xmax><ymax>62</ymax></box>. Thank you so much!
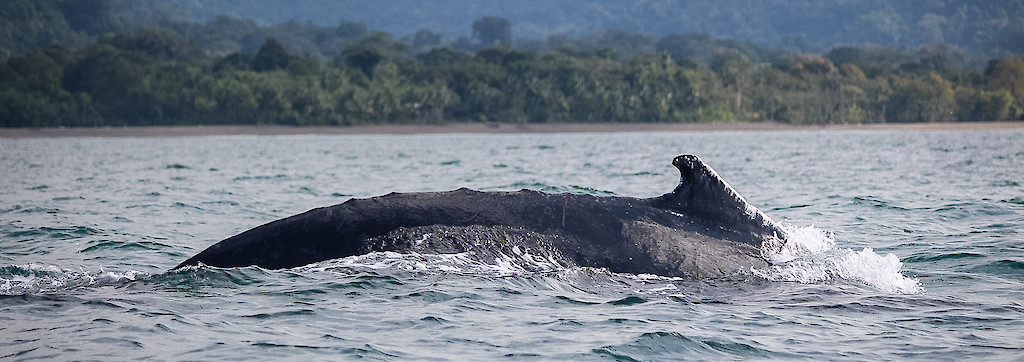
<box><xmin>8</xmin><ymin>0</ymin><xmax>1023</xmax><ymax>59</ymax></box>
<box><xmin>143</xmin><ymin>0</ymin><xmax>1024</xmax><ymax>58</ymax></box>
<box><xmin>1</xmin><ymin>0</ymin><xmax>1022</xmax><ymax>127</ymax></box>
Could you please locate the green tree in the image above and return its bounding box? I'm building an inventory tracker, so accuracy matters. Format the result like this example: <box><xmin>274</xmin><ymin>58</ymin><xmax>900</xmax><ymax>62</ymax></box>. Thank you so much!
<box><xmin>956</xmin><ymin>87</ymin><xmax>1014</xmax><ymax>122</ymax></box>
<box><xmin>886</xmin><ymin>73</ymin><xmax>955</xmax><ymax>123</ymax></box>
<box><xmin>208</xmin><ymin>71</ymin><xmax>259</xmax><ymax>123</ymax></box>
<box><xmin>416</xmin><ymin>47</ymin><xmax>469</xmax><ymax>67</ymax></box>
<box><xmin>0</xmin><ymin>46</ymin><xmax>82</xmax><ymax>127</ymax></box>
<box><xmin>340</xmin><ymin>32</ymin><xmax>406</xmax><ymax>78</ymax></box>
<box><xmin>102</xmin><ymin>29</ymin><xmax>200</xmax><ymax>61</ymax></box>
<box><xmin>252</xmin><ymin>37</ymin><xmax>290</xmax><ymax>72</ymax></box>
<box><xmin>213</xmin><ymin>52</ymin><xmax>253</xmax><ymax>72</ymax></box>
<box><xmin>472</xmin><ymin>16</ymin><xmax>511</xmax><ymax>46</ymax></box>
<box><xmin>656</xmin><ymin>33</ymin><xmax>717</xmax><ymax>62</ymax></box>
<box><xmin>58</xmin><ymin>0</ymin><xmax>122</xmax><ymax>35</ymax></box>
<box><xmin>0</xmin><ymin>0</ymin><xmax>86</xmax><ymax>55</ymax></box>
<box><xmin>408</xmin><ymin>81</ymin><xmax>459</xmax><ymax>123</ymax></box>
<box><xmin>622</xmin><ymin>53</ymin><xmax>702</xmax><ymax>122</ymax></box>
<box><xmin>61</xmin><ymin>44</ymin><xmax>166</xmax><ymax>125</ymax></box>
<box><xmin>985</xmin><ymin>59</ymin><xmax>1024</xmax><ymax>119</ymax></box>
<box><xmin>917</xmin><ymin>44</ymin><xmax>964</xmax><ymax>75</ymax></box>
<box><xmin>6</xmin><ymin>47</ymin><xmax>67</xmax><ymax>95</ymax></box>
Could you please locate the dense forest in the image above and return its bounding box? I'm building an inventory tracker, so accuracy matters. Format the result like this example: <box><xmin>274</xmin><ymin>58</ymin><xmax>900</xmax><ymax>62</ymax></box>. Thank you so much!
<box><xmin>130</xmin><ymin>0</ymin><xmax>1024</xmax><ymax>57</ymax></box>
<box><xmin>7</xmin><ymin>0</ymin><xmax>1023</xmax><ymax>58</ymax></box>
<box><xmin>1</xmin><ymin>0</ymin><xmax>1023</xmax><ymax>127</ymax></box>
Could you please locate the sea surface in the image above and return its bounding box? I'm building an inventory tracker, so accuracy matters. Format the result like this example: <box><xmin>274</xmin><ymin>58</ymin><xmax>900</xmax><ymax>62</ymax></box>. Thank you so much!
<box><xmin>1</xmin><ymin>129</ymin><xmax>1022</xmax><ymax>360</ymax></box>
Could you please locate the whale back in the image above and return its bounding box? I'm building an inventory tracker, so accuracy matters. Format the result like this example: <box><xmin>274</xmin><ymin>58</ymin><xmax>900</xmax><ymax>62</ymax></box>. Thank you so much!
<box><xmin>173</xmin><ymin>154</ymin><xmax>788</xmax><ymax>274</ymax></box>
<box><xmin>651</xmin><ymin>155</ymin><xmax>787</xmax><ymax>249</ymax></box>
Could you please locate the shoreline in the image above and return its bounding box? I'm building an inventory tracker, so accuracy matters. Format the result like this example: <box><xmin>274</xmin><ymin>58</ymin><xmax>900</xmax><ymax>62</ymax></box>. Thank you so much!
<box><xmin>2</xmin><ymin>121</ymin><xmax>1023</xmax><ymax>138</ymax></box>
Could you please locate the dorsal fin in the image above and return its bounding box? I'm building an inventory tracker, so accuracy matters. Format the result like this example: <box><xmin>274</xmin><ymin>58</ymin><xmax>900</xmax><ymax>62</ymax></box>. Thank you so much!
<box><xmin>652</xmin><ymin>155</ymin><xmax>787</xmax><ymax>244</ymax></box>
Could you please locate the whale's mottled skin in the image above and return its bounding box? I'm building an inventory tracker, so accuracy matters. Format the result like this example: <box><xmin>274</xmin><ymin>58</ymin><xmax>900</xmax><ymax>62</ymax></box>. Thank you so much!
<box><xmin>174</xmin><ymin>155</ymin><xmax>788</xmax><ymax>277</ymax></box>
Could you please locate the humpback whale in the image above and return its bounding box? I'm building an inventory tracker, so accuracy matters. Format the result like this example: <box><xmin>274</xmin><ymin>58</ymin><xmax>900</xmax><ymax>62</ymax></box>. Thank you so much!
<box><xmin>174</xmin><ymin>155</ymin><xmax>788</xmax><ymax>278</ymax></box>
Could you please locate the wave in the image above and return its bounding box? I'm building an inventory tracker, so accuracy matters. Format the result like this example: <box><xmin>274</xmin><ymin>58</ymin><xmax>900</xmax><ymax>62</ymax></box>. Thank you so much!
<box><xmin>595</xmin><ymin>331</ymin><xmax>791</xmax><ymax>360</ymax></box>
<box><xmin>754</xmin><ymin>224</ymin><xmax>924</xmax><ymax>294</ymax></box>
<box><xmin>0</xmin><ymin>264</ymin><xmax>147</xmax><ymax>295</ymax></box>
<box><xmin>970</xmin><ymin>260</ymin><xmax>1024</xmax><ymax>280</ymax></box>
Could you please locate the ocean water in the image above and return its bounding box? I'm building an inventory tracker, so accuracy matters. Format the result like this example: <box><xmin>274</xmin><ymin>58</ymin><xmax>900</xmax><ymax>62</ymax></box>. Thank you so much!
<box><xmin>1</xmin><ymin>129</ymin><xmax>1022</xmax><ymax>360</ymax></box>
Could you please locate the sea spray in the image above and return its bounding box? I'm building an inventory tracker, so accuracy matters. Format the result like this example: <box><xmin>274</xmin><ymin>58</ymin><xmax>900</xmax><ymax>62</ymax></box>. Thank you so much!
<box><xmin>754</xmin><ymin>225</ymin><xmax>923</xmax><ymax>294</ymax></box>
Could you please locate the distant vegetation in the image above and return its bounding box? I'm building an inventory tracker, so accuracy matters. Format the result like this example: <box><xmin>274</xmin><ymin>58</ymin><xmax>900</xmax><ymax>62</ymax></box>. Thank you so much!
<box><xmin>1</xmin><ymin>0</ymin><xmax>1023</xmax><ymax>127</ymax></box>
<box><xmin>126</xmin><ymin>0</ymin><xmax>1024</xmax><ymax>58</ymax></box>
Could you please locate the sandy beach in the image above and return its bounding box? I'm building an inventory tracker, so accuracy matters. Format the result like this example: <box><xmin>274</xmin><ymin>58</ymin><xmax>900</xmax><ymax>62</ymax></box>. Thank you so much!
<box><xmin>2</xmin><ymin>121</ymin><xmax>1023</xmax><ymax>138</ymax></box>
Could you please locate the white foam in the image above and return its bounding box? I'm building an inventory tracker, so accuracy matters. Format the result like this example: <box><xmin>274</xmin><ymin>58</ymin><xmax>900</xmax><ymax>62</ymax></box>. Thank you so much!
<box><xmin>765</xmin><ymin>225</ymin><xmax>835</xmax><ymax>264</ymax></box>
<box><xmin>754</xmin><ymin>225</ymin><xmax>923</xmax><ymax>294</ymax></box>
<box><xmin>0</xmin><ymin>264</ymin><xmax>146</xmax><ymax>295</ymax></box>
<box><xmin>298</xmin><ymin>247</ymin><xmax>566</xmax><ymax>277</ymax></box>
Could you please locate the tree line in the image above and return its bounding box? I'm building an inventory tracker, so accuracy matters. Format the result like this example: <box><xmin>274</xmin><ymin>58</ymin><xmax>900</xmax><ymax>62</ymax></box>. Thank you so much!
<box><xmin>106</xmin><ymin>0</ymin><xmax>1024</xmax><ymax>58</ymax></box>
<box><xmin>1</xmin><ymin>1</ymin><xmax>1023</xmax><ymax>127</ymax></box>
